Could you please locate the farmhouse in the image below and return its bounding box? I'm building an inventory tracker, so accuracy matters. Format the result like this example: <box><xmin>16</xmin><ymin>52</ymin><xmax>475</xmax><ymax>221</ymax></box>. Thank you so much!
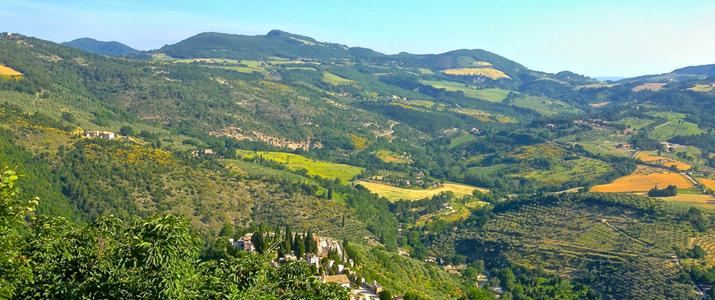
<box><xmin>228</xmin><ymin>234</ymin><xmax>255</xmax><ymax>252</ymax></box>
<box><xmin>191</xmin><ymin>148</ymin><xmax>216</xmax><ymax>157</ymax></box>
<box><xmin>83</xmin><ymin>130</ymin><xmax>115</xmax><ymax>140</ymax></box>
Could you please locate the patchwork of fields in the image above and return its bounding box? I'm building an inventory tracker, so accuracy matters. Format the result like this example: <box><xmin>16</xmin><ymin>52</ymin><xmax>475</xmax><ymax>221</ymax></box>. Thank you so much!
<box><xmin>591</xmin><ymin>165</ymin><xmax>693</xmax><ymax>193</ymax></box>
<box><xmin>637</xmin><ymin>152</ymin><xmax>692</xmax><ymax>171</ymax></box>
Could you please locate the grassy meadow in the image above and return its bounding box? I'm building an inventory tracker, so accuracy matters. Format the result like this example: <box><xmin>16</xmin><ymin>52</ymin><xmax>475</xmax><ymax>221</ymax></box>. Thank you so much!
<box><xmin>419</xmin><ymin>79</ymin><xmax>511</xmax><ymax>102</ymax></box>
<box><xmin>509</xmin><ymin>95</ymin><xmax>582</xmax><ymax>116</ymax></box>
<box><xmin>356</xmin><ymin>180</ymin><xmax>487</xmax><ymax>201</ymax></box>
<box><xmin>236</xmin><ymin>150</ymin><xmax>363</xmax><ymax>182</ymax></box>
<box><xmin>322</xmin><ymin>71</ymin><xmax>354</xmax><ymax>85</ymax></box>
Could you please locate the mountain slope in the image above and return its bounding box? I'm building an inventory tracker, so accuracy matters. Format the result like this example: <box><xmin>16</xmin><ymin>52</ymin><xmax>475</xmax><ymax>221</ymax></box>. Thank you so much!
<box><xmin>157</xmin><ymin>30</ymin><xmax>357</xmax><ymax>60</ymax></box>
<box><xmin>63</xmin><ymin>37</ymin><xmax>141</xmax><ymax>56</ymax></box>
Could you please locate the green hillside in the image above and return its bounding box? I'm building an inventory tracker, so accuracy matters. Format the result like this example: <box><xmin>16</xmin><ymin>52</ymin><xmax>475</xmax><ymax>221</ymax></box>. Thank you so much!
<box><xmin>3</xmin><ymin>27</ymin><xmax>715</xmax><ymax>300</ymax></box>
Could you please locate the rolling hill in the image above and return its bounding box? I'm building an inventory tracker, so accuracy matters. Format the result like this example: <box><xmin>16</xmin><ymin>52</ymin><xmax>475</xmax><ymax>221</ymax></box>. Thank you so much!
<box><xmin>63</xmin><ymin>37</ymin><xmax>142</xmax><ymax>56</ymax></box>
<box><xmin>3</xmin><ymin>28</ymin><xmax>715</xmax><ymax>299</ymax></box>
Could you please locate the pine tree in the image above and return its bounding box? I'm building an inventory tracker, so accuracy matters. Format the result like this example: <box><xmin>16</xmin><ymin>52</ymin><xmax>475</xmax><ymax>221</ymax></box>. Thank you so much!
<box><xmin>294</xmin><ymin>234</ymin><xmax>305</xmax><ymax>258</ymax></box>
<box><xmin>283</xmin><ymin>225</ymin><xmax>293</xmax><ymax>254</ymax></box>
<box><xmin>305</xmin><ymin>230</ymin><xmax>316</xmax><ymax>254</ymax></box>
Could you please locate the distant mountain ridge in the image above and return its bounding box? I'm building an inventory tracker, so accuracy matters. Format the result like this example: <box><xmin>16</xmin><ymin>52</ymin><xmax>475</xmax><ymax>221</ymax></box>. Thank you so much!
<box><xmin>65</xmin><ymin>30</ymin><xmax>714</xmax><ymax>86</ymax></box>
<box><xmin>63</xmin><ymin>37</ymin><xmax>141</xmax><ymax>56</ymax></box>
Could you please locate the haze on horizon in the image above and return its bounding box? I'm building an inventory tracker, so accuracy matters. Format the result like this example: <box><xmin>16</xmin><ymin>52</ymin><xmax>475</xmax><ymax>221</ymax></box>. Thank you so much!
<box><xmin>2</xmin><ymin>0</ymin><xmax>714</xmax><ymax>78</ymax></box>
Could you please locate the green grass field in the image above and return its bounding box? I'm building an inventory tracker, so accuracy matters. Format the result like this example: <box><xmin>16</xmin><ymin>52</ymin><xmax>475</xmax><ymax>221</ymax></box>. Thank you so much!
<box><xmin>322</xmin><ymin>71</ymin><xmax>354</xmax><ymax>85</ymax></box>
<box><xmin>619</xmin><ymin>117</ymin><xmax>655</xmax><ymax>130</ymax></box>
<box><xmin>374</xmin><ymin>150</ymin><xmax>412</xmax><ymax>164</ymax></box>
<box><xmin>510</xmin><ymin>95</ymin><xmax>582</xmax><ymax>116</ymax></box>
<box><xmin>648</xmin><ymin>112</ymin><xmax>703</xmax><ymax>141</ymax></box>
<box><xmin>236</xmin><ymin>150</ymin><xmax>363</xmax><ymax>182</ymax></box>
<box><xmin>518</xmin><ymin>157</ymin><xmax>612</xmax><ymax>186</ymax></box>
<box><xmin>448</xmin><ymin>133</ymin><xmax>478</xmax><ymax>149</ymax></box>
<box><xmin>419</xmin><ymin>79</ymin><xmax>511</xmax><ymax>102</ymax></box>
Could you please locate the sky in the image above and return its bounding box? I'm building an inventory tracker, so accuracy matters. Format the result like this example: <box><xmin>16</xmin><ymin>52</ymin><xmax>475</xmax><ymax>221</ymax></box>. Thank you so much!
<box><xmin>2</xmin><ymin>0</ymin><xmax>715</xmax><ymax>77</ymax></box>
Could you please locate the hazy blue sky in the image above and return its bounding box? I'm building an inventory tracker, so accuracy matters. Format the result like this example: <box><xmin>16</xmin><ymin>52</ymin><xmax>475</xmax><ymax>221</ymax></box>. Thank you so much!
<box><xmin>2</xmin><ymin>0</ymin><xmax>715</xmax><ymax>77</ymax></box>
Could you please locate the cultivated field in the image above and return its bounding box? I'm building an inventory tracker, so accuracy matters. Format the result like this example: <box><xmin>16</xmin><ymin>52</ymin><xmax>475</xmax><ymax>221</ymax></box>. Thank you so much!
<box><xmin>699</xmin><ymin>178</ymin><xmax>715</xmax><ymax>191</ymax></box>
<box><xmin>418</xmin><ymin>79</ymin><xmax>511</xmax><ymax>102</ymax></box>
<box><xmin>689</xmin><ymin>84</ymin><xmax>715</xmax><ymax>93</ymax></box>
<box><xmin>591</xmin><ymin>165</ymin><xmax>694</xmax><ymax>192</ymax></box>
<box><xmin>322</xmin><ymin>71</ymin><xmax>354</xmax><ymax>85</ymax></box>
<box><xmin>655</xmin><ymin>190</ymin><xmax>715</xmax><ymax>210</ymax></box>
<box><xmin>374</xmin><ymin>150</ymin><xmax>412</xmax><ymax>164</ymax></box>
<box><xmin>648</xmin><ymin>112</ymin><xmax>703</xmax><ymax>140</ymax></box>
<box><xmin>236</xmin><ymin>150</ymin><xmax>363</xmax><ymax>182</ymax></box>
<box><xmin>356</xmin><ymin>180</ymin><xmax>488</xmax><ymax>201</ymax></box>
<box><xmin>632</xmin><ymin>82</ymin><xmax>666</xmax><ymax>92</ymax></box>
<box><xmin>509</xmin><ymin>95</ymin><xmax>581</xmax><ymax>116</ymax></box>
<box><xmin>637</xmin><ymin>152</ymin><xmax>691</xmax><ymax>171</ymax></box>
<box><xmin>0</xmin><ymin>64</ymin><xmax>23</xmax><ymax>80</ymax></box>
<box><xmin>442</xmin><ymin>68</ymin><xmax>509</xmax><ymax>79</ymax></box>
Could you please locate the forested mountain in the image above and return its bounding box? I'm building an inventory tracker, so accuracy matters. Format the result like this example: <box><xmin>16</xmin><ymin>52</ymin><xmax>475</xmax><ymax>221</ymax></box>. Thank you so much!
<box><xmin>63</xmin><ymin>37</ymin><xmax>142</xmax><ymax>56</ymax></box>
<box><xmin>2</xmin><ymin>29</ymin><xmax>715</xmax><ymax>299</ymax></box>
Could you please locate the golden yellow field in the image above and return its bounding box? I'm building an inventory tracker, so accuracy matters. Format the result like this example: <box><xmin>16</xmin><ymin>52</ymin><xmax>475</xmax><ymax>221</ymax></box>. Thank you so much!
<box><xmin>658</xmin><ymin>193</ymin><xmax>715</xmax><ymax>209</ymax></box>
<box><xmin>591</xmin><ymin>165</ymin><xmax>693</xmax><ymax>192</ymax></box>
<box><xmin>356</xmin><ymin>180</ymin><xmax>488</xmax><ymax>201</ymax></box>
<box><xmin>699</xmin><ymin>178</ymin><xmax>715</xmax><ymax>191</ymax></box>
<box><xmin>689</xmin><ymin>84</ymin><xmax>715</xmax><ymax>92</ymax></box>
<box><xmin>0</xmin><ymin>64</ymin><xmax>23</xmax><ymax>80</ymax></box>
<box><xmin>442</xmin><ymin>68</ymin><xmax>509</xmax><ymax>79</ymax></box>
<box><xmin>636</xmin><ymin>152</ymin><xmax>691</xmax><ymax>171</ymax></box>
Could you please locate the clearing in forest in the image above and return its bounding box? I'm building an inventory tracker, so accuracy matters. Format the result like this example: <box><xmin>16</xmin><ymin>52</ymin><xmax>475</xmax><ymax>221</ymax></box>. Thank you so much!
<box><xmin>236</xmin><ymin>150</ymin><xmax>363</xmax><ymax>182</ymax></box>
<box><xmin>322</xmin><ymin>71</ymin><xmax>354</xmax><ymax>85</ymax></box>
<box><xmin>0</xmin><ymin>64</ymin><xmax>23</xmax><ymax>80</ymax></box>
<box><xmin>356</xmin><ymin>180</ymin><xmax>488</xmax><ymax>201</ymax></box>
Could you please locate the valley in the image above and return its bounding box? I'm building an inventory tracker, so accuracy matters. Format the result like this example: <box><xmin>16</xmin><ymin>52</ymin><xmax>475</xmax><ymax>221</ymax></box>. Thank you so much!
<box><xmin>2</xmin><ymin>27</ymin><xmax>715</xmax><ymax>299</ymax></box>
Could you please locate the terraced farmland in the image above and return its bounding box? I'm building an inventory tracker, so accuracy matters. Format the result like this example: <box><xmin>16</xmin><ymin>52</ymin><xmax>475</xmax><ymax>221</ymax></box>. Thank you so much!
<box><xmin>477</xmin><ymin>199</ymin><xmax>692</xmax><ymax>273</ymax></box>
